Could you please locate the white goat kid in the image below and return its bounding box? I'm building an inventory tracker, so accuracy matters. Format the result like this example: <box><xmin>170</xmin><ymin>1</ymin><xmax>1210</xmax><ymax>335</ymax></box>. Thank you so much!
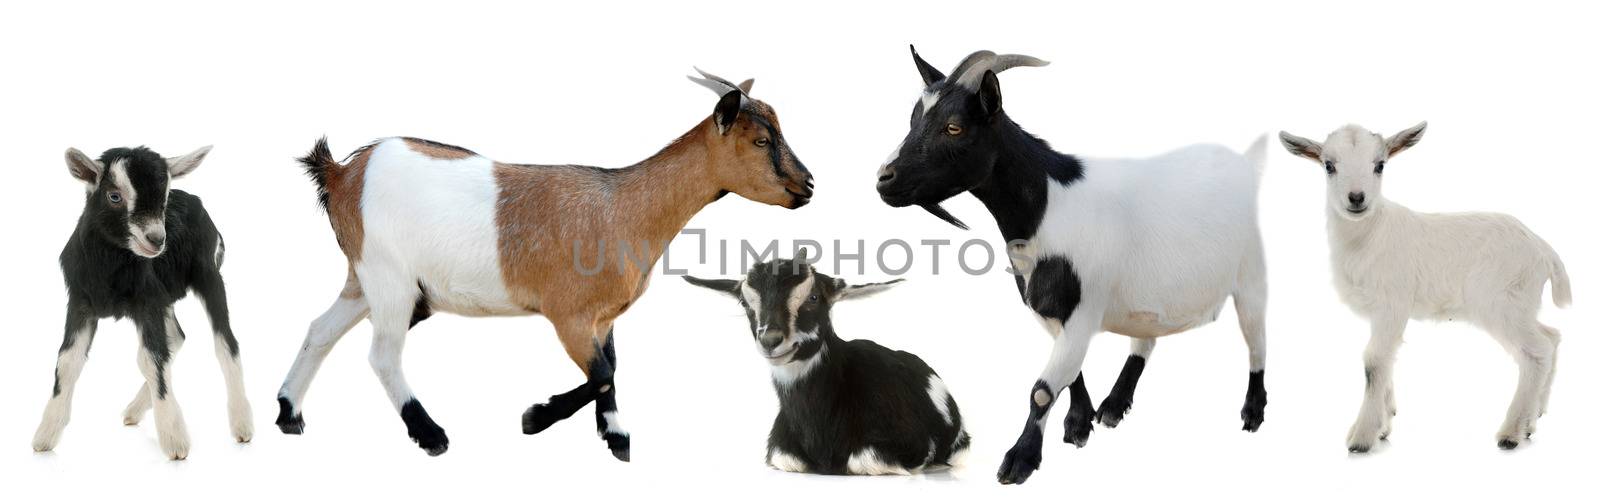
<box><xmin>1279</xmin><ymin>123</ymin><xmax>1572</xmax><ymax>452</ymax></box>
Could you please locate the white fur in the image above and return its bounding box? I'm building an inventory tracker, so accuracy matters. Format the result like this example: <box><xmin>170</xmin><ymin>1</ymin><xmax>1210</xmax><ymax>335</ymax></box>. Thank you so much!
<box><xmin>920</xmin><ymin>91</ymin><xmax>940</xmax><ymax>114</ymax></box>
<box><xmin>138</xmin><ymin>308</ymin><xmax>190</xmax><ymax>460</ymax></box>
<box><xmin>1282</xmin><ymin>124</ymin><xmax>1570</xmax><ymax>450</ymax></box>
<box><xmin>278</xmin><ymin>295</ymin><xmax>369</xmax><ymax>411</ymax></box>
<box><xmin>768</xmin><ymin>447</ymin><xmax>808</xmax><ymax>473</ymax></box>
<box><xmin>600</xmin><ymin>411</ymin><xmax>626</xmax><ymax>436</ymax></box>
<box><xmin>1022</xmin><ymin>136</ymin><xmax>1270</xmax><ymax>398</ymax></box>
<box><xmin>770</xmin><ymin>337</ymin><xmax>823</xmax><ymax>388</ymax></box>
<box><xmin>213</xmin><ymin>332</ymin><xmax>253</xmax><ymax>443</ymax></box>
<box><xmin>846</xmin><ymin>447</ymin><xmax>912</xmax><ymax>476</ymax></box>
<box><xmin>32</xmin><ymin>322</ymin><xmax>94</xmax><ymax>452</ymax></box>
<box><xmin>926</xmin><ymin>375</ymin><xmax>953</xmax><ymax>425</ymax></box>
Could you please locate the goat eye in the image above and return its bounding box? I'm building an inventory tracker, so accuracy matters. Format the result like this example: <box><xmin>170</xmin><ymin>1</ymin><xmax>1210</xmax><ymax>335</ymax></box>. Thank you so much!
<box><xmin>945</xmin><ymin>124</ymin><xmax>963</xmax><ymax>136</ymax></box>
<box><xmin>1375</xmin><ymin>161</ymin><xmax>1386</xmax><ymax>174</ymax></box>
<box><xmin>1323</xmin><ymin>160</ymin><xmax>1336</xmax><ymax>174</ymax></box>
<box><xmin>107</xmin><ymin>192</ymin><xmax>123</xmax><ymax>204</ymax></box>
<box><xmin>754</xmin><ymin>138</ymin><xmax>770</xmax><ymax>148</ymax></box>
<box><xmin>808</xmin><ymin>294</ymin><xmax>819</xmax><ymax>302</ymax></box>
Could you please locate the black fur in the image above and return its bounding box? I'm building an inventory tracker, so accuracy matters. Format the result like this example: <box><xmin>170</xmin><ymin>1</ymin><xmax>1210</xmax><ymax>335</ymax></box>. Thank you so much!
<box><xmin>1061</xmin><ymin>374</ymin><xmax>1094</xmax><ymax>447</ymax></box>
<box><xmin>521</xmin><ymin>333</ymin><xmax>626</xmax><ymax>460</ymax></box>
<box><xmin>298</xmin><ymin>137</ymin><xmax>338</xmax><ymax>211</ymax></box>
<box><xmin>275</xmin><ymin>396</ymin><xmax>304</xmax><ymax>434</ymax></box>
<box><xmin>57</xmin><ymin>147</ymin><xmax>234</xmax><ymax>400</ymax></box>
<box><xmin>1097</xmin><ymin>355</ymin><xmax>1148</xmax><ymax>428</ymax></box>
<box><xmin>997</xmin><ymin>380</ymin><xmax>1050</xmax><ymax>484</ymax></box>
<box><xmin>1241</xmin><ymin>370</ymin><xmax>1267</xmax><ymax>431</ymax></box>
<box><xmin>400</xmin><ymin>398</ymin><xmax>449</xmax><ymax>456</ymax></box>
<box><xmin>687</xmin><ymin>258</ymin><xmax>967</xmax><ymax>475</ymax></box>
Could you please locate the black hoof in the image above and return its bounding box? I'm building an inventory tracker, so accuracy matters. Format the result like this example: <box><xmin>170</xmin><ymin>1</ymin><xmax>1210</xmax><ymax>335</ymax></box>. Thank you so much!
<box><xmin>401</xmin><ymin>399</ymin><xmax>449</xmax><ymax>457</ymax></box>
<box><xmin>522</xmin><ymin>403</ymin><xmax>559</xmax><ymax>435</ymax></box>
<box><xmin>1497</xmin><ymin>438</ymin><xmax>1519</xmax><ymax>450</ymax></box>
<box><xmin>1095</xmin><ymin>396</ymin><xmax>1132</xmax><ymax>428</ymax></box>
<box><xmin>1241</xmin><ymin>372</ymin><xmax>1267</xmax><ymax>432</ymax></box>
<box><xmin>1241</xmin><ymin>408</ymin><xmax>1265</xmax><ymax>432</ymax></box>
<box><xmin>275</xmin><ymin>397</ymin><xmax>305</xmax><ymax>435</ymax></box>
<box><xmin>997</xmin><ymin>443</ymin><xmax>1042</xmax><ymax>485</ymax></box>
<box><xmin>1063</xmin><ymin>408</ymin><xmax>1094</xmax><ymax>447</ymax></box>
<box><xmin>417</xmin><ymin>436</ymin><xmax>449</xmax><ymax>456</ymax></box>
<box><xmin>603</xmin><ymin>432</ymin><xmax>631</xmax><ymax>462</ymax></box>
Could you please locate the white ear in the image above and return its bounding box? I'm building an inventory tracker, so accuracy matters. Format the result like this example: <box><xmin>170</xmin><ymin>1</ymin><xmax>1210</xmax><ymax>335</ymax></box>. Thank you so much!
<box><xmin>166</xmin><ymin>145</ymin><xmax>212</xmax><ymax>178</ymax></box>
<box><xmin>1386</xmin><ymin>122</ymin><xmax>1427</xmax><ymax>157</ymax></box>
<box><xmin>65</xmin><ymin>148</ymin><xmax>103</xmax><ymax>185</ymax></box>
<box><xmin>1278</xmin><ymin>131</ymin><xmax>1323</xmax><ymax>161</ymax></box>
<box><xmin>835</xmin><ymin>278</ymin><xmax>904</xmax><ymax>301</ymax></box>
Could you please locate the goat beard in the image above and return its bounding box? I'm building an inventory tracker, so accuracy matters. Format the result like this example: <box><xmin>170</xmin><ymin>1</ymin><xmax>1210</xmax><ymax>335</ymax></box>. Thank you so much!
<box><xmin>920</xmin><ymin>203</ymin><xmax>969</xmax><ymax>230</ymax></box>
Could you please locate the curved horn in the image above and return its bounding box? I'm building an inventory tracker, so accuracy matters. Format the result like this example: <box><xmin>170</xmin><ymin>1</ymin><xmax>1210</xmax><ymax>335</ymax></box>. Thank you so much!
<box><xmin>688</xmin><ymin>67</ymin><xmax>746</xmax><ymax>97</ymax></box>
<box><xmin>950</xmin><ymin>50</ymin><xmax>1049</xmax><ymax>90</ymax></box>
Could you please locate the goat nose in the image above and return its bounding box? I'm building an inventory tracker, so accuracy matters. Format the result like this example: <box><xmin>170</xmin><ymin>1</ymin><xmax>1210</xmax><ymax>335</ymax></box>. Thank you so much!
<box><xmin>877</xmin><ymin>165</ymin><xmax>896</xmax><ymax>183</ymax></box>
<box><xmin>146</xmin><ymin>233</ymin><xmax>166</xmax><ymax>249</ymax></box>
<box><xmin>1348</xmin><ymin>192</ymin><xmax>1366</xmax><ymax>205</ymax></box>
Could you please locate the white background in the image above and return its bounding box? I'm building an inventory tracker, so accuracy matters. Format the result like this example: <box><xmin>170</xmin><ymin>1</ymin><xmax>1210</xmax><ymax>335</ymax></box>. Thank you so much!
<box><xmin>2</xmin><ymin>1</ymin><xmax>1594</xmax><ymax>502</ymax></box>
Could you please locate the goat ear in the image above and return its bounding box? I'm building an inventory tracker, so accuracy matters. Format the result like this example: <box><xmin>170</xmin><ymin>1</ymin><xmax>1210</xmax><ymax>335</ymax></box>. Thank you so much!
<box><xmin>65</xmin><ymin>148</ymin><xmax>103</xmax><ymax>185</ymax></box>
<box><xmin>977</xmin><ymin>70</ymin><xmax>1002</xmax><ymax>119</ymax></box>
<box><xmin>834</xmin><ymin>278</ymin><xmax>904</xmax><ymax>302</ymax></box>
<box><xmin>166</xmin><ymin>145</ymin><xmax>212</xmax><ymax>178</ymax></box>
<box><xmin>911</xmin><ymin>44</ymin><xmax>946</xmax><ymax>86</ymax></box>
<box><xmin>684</xmin><ymin>275</ymin><xmax>740</xmax><ymax>297</ymax></box>
<box><xmin>1386</xmin><ymin>122</ymin><xmax>1427</xmax><ymax>157</ymax></box>
<box><xmin>1278</xmin><ymin>131</ymin><xmax>1323</xmax><ymax>161</ymax></box>
<box><xmin>713</xmin><ymin>90</ymin><xmax>742</xmax><ymax>135</ymax></box>
<box><xmin>737</xmin><ymin>78</ymin><xmax>754</xmax><ymax>94</ymax></box>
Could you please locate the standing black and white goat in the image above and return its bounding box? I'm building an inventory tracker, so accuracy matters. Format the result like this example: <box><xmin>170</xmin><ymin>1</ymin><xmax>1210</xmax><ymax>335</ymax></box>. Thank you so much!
<box><xmin>685</xmin><ymin>255</ymin><xmax>970</xmax><ymax>475</ymax></box>
<box><xmin>33</xmin><ymin>146</ymin><xmax>252</xmax><ymax>460</ymax></box>
<box><xmin>1280</xmin><ymin>123</ymin><xmax>1572</xmax><ymax>452</ymax></box>
<box><xmin>876</xmin><ymin>47</ymin><xmax>1270</xmax><ymax>484</ymax></box>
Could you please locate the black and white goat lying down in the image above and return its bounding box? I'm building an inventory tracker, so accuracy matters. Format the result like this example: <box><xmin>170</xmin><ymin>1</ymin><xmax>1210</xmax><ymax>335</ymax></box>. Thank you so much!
<box><xmin>33</xmin><ymin>146</ymin><xmax>252</xmax><ymax>460</ymax></box>
<box><xmin>686</xmin><ymin>256</ymin><xmax>970</xmax><ymax>475</ymax></box>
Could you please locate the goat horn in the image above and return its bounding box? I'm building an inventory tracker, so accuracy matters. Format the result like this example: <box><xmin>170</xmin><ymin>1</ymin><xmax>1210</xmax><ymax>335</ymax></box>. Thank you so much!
<box><xmin>951</xmin><ymin>50</ymin><xmax>1049</xmax><ymax>90</ymax></box>
<box><xmin>688</xmin><ymin>66</ymin><xmax>747</xmax><ymax>97</ymax></box>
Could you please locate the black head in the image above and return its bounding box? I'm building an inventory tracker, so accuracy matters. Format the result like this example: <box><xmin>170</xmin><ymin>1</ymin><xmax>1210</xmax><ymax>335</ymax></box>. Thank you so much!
<box><xmin>684</xmin><ymin>253</ymin><xmax>901</xmax><ymax>365</ymax></box>
<box><xmin>65</xmin><ymin>145</ymin><xmax>210</xmax><ymax>258</ymax></box>
<box><xmin>876</xmin><ymin>47</ymin><xmax>1048</xmax><ymax>229</ymax></box>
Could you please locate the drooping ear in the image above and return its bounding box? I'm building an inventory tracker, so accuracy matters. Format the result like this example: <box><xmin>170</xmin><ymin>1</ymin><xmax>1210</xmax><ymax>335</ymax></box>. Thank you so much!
<box><xmin>737</xmin><ymin>78</ymin><xmax>754</xmax><ymax>94</ymax></box>
<box><xmin>911</xmin><ymin>44</ymin><xmax>945</xmax><ymax>86</ymax></box>
<box><xmin>832</xmin><ymin>278</ymin><xmax>904</xmax><ymax>302</ymax></box>
<box><xmin>713</xmin><ymin>90</ymin><xmax>742</xmax><ymax>135</ymax></box>
<box><xmin>1386</xmin><ymin>122</ymin><xmax>1427</xmax><ymax>157</ymax></box>
<box><xmin>166</xmin><ymin>145</ymin><xmax>212</xmax><ymax>178</ymax></box>
<box><xmin>1278</xmin><ymin>131</ymin><xmax>1324</xmax><ymax>161</ymax></box>
<box><xmin>65</xmin><ymin>148</ymin><xmax>103</xmax><ymax>185</ymax></box>
<box><xmin>684</xmin><ymin>275</ymin><xmax>740</xmax><ymax>297</ymax></box>
<box><xmin>977</xmin><ymin>70</ymin><xmax>1003</xmax><ymax>119</ymax></box>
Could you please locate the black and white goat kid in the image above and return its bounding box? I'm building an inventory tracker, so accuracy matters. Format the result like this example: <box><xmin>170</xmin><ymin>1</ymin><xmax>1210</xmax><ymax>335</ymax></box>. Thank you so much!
<box><xmin>877</xmin><ymin>47</ymin><xmax>1270</xmax><ymax>484</ymax></box>
<box><xmin>685</xmin><ymin>256</ymin><xmax>970</xmax><ymax>475</ymax></box>
<box><xmin>32</xmin><ymin>146</ymin><xmax>252</xmax><ymax>460</ymax></box>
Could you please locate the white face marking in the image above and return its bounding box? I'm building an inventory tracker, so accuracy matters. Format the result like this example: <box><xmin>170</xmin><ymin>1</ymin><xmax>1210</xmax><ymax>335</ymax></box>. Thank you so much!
<box><xmin>785</xmin><ymin>272</ymin><xmax>814</xmax><ymax>335</ymax></box>
<box><xmin>926</xmin><ymin>375</ymin><xmax>954</xmax><ymax>425</ymax></box>
<box><xmin>768</xmin><ymin>447</ymin><xmax>808</xmax><ymax>473</ymax></box>
<box><xmin>741</xmin><ymin>283</ymin><xmax>767</xmax><ymax>338</ymax></box>
<box><xmin>881</xmin><ymin>138</ymin><xmax>905</xmax><ymax>168</ymax></box>
<box><xmin>920</xmin><ymin>91</ymin><xmax>941</xmax><ymax>114</ymax></box>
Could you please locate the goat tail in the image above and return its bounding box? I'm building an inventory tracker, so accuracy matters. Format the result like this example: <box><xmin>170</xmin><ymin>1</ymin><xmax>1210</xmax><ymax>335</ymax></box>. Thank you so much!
<box><xmin>298</xmin><ymin>136</ymin><xmax>341</xmax><ymax>212</ymax></box>
<box><xmin>1242</xmin><ymin>133</ymin><xmax>1270</xmax><ymax>176</ymax></box>
<box><xmin>1548</xmin><ymin>246</ymin><xmax>1572</xmax><ymax>308</ymax></box>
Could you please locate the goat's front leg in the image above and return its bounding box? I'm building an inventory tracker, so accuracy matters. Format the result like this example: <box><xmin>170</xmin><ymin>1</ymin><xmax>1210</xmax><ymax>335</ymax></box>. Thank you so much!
<box><xmin>523</xmin><ymin>315</ymin><xmax>625</xmax><ymax>461</ymax></box>
<box><xmin>194</xmin><ymin>268</ymin><xmax>253</xmax><ymax>443</ymax></box>
<box><xmin>1095</xmin><ymin>338</ymin><xmax>1154</xmax><ymax>429</ymax></box>
<box><xmin>591</xmin><ymin>329</ymin><xmax>630</xmax><ymax>461</ymax></box>
<box><xmin>33</xmin><ymin>306</ymin><xmax>98</xmax><ymax>452</ymax></box>
<box><xmin>1348</xmin><ymin>315</ymin><xmax>1406</xmax><ymax>453</ymax></box>
<box><xmin>136</xmin><ymin>307</ymin><xmax>190</xmax><ymax>460</ymax></box>
<box><xmin>998</xmin><ymin>305</ymin><xmax>1103</xmax><ymax>485</ymax></box>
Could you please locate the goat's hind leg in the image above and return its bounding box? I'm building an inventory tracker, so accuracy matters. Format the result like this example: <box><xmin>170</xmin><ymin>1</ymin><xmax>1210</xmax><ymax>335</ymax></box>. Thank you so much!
<box><xmin>1493</xmin><ymin>324</ymin><xmax>1554</xmax><ymax>450</ymax></box>
<box><xmin>1536</xmin><ymin>323</ymin><xmax>1561</xmax><ymax>418</ymax></box>
<box><xmin>365</xmin><ymin>279</ymin><xmax>448</xmax><ymax>456</ymax></box>
<box><xmin>1234</xmin><ymin>277</ymin><xmax>1269</xmax><ymax>432</ymax></box>
<box><xmin>276</xmin><ymin>272</ymin><xmax>369</xmax><ymax>435</ymax></box>
<box><xmin>194</xmin><ymin>268</ymin><xmax>253</xmax><ymax>442</ymax></box>
<box><xmin>1095</xmin><ymin>338</ymin><xmax>1154</xmax><ymax>429</ymax></box>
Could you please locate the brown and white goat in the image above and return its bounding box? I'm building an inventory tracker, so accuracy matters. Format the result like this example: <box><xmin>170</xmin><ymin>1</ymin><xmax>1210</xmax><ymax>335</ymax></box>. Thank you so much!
<box><xmin>275</xmin><ymin>70</ymin><xmax>812</xmax><ymax>459</ymax></box>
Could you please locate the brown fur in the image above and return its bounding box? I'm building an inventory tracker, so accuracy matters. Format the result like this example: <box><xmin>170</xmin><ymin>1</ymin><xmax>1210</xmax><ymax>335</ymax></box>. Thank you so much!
<box><xmin>327</xmin><ymin>144</ymin><xmax>373</xmax><ymax>262</ymax></box>
<box><xmin>488</xmin><ymin>100</ymin><xmax>810</xmax><ymax>375</ymax></box>
<box><xmin>403</xmin><ymin>137</ymin><xmax>476</xmax><ymax>160</ymax></box>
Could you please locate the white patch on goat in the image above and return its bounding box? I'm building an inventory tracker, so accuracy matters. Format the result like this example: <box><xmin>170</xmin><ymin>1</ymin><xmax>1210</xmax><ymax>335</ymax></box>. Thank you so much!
<box><xmin>358</xmin><ymin>138</ymin><xmax>521</xmax><ymax>316</ymax></box>
<box><xmin>846</xmin><ymin>447</ymin><xmax>911</xmax><ymax>476</ymax></box>
<box><xmin>212</xmin><ymin>329</ymin><xmax>253</xmax><ymax>443</ymax></box>
<box><xmin>947</xmin><ymin>439</ymin><xmax>970</xmax><ymax>468</ymax></box>
<box><xmin>741</xmin><ymin>283</ymin><xmax>767</xmax><ymax>338</ymax></box>
<box><xmin>32</xmin><ymin>323</ymin><xmax>95</xmax><ymax>452</ymax></box>
<box><xmin>920</xmin><ymin>91</ymin><xmax>941</xmax><ymax>113</ymax></box>
<box><xmin>881</xmin><ymin>138</ymin><xmax>905</xmax><ymax>167</ymax></box>
<box><xmin>600</xmin><ymin>411</ymin><xmax>626</xmax><ymax>436</ymax></box>
<box><xmin>770</xmin><ymin>340</ymin><xmax>822</xmax><ymax>388</ymax></box>
<box><xmin>768</xmin><ymin>447</ymin><xmax>808</xmax><ymax>473</ymax></box>
<box><xmin>926</xmin><ymin>375</ymin><xmax>954</xmax><ymax>425</ymax></box>
<box><xmin>786</xmin><ymin>273</ymin><xmax>814</xmax><ymax>333</ymax></box>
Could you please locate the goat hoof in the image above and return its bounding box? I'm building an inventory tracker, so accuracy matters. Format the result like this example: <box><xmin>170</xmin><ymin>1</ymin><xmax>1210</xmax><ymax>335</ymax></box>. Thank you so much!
<box><xmin>1062</xmin><ymin>411</ymin><xmax>1093</xmax><ymax>448</ymax></box>
<box><xmin>996</xmin><ymin>445</ymin><xmax>1042</xmax><ymax>485</ymax></box>
<box><xmin>1497</xmin><ymin>438</ymin><xmax>1520</xmax><ymax>450</ymax></box>
<box><xmin>1241</xmin><ymin>412</ymin><xmax>1265</xmax><ymax>432</ymax></box>
<box><xmin>412</xmin><ymin>430</ymin><xmax>450</xmax><ymax>457</ymax></box>
<box><xmin>1095</xmin><ymin>398</ymin><xmax>1131</xmax><ymax>428</ymax></box>
<box><xmin>1347</xmin><ymin>444</ymin><xmax>1371</xmax><ymax>454</ymax></box>
<box><xmin>603</xmin><ymin>432</ymin><xmax>631</xmax><ymax>462</ymax></box>
<box><xmin>275</xmin><ymin>397</ymin><xmax>305</xmax><ymax>435</ymax></box>
<box><xmin>522</xmin><ymin>403</ymin><xmax>558</xmax><ymax>435</ymax></box>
